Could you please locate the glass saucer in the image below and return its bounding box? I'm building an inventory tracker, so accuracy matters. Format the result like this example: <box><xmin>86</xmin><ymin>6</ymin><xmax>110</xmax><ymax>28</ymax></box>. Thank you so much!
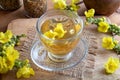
<box><xmin>31</xmin><ymin>38</ymin><xmax>88</xmax><ymax>71</ymax></box>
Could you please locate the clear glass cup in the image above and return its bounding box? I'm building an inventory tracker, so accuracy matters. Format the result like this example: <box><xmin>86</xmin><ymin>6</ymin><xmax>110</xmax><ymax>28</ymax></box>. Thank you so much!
<box><xmin>36</xmin><ymin>10</ymin><xmax>84</xmax><ymax>62</ymax></box>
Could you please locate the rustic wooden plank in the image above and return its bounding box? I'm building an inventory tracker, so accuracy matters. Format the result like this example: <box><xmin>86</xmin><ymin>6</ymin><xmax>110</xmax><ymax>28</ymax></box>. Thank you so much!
<box><xmin>4</xmin><ymin>17</ymin><xmax>97</xmax><ymax>80</ymax></box>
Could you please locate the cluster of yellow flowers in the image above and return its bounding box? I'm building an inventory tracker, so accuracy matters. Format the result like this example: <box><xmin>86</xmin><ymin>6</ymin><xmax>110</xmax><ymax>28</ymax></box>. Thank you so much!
<box><xmin>44</xmin><ymin>23</ymin><xmax>67</xmax><ymax>39</ymax></box>
<box><xmin>0</xmin><ymin>30</ymin><xmax>34</xmax><ymax>78</ymax></box>
<box><xmin>0</xmin><ymin>46</ymin><xmax>19</xmax><ymax>73</ymax></box>
<box><xmin>102</xmin><ymin>37</ymin><xmax>120</xmax><ymax>73</ymax></box>
<box><xmin>52</xmin><ymin>0</ymin><xmax>80</xmax><ymax>11</ymax></box>
<box><xmin>84</xmin><ymin>9</ymin><xmax>120</xmax><ymax>35</ymax></box>
<box><xmin>84</xmin><ymin>9</ymin><xmax>120</xmax><ymax>74</ymax></box>
<box><xmin>85</xmin><ymin>9</ymin><xmax>120</xmax><ymax>53</ymax></box>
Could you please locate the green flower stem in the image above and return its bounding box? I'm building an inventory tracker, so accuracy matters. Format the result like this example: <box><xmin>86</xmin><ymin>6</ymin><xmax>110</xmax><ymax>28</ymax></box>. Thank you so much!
<box><xmin>86</xmin><ymin>17</ymin><xmax>105</xmax><ymax>25</ymax></box>
<box><xmin>114</xmin><ymin>44</ymin><xmax>120</xmax><ymax>54</ymax></box>
<box><xmin>86</xmin><ymin>18</ymin><xmax>95</xmax><ymax>24</ymax></box>
<box><xmin>13</xmin><ymin>34</ymin><xmax>26</xmax><ymax>46</ymax></box>
<box><xmin>109</xmin><ymin>24</ymin><xmax>120</xmax><ymax>36</ymax></box>
<box><xmin>14</xmin><ymin>59</ymin><xmax>30</xmax><ymax>69</ymax></box>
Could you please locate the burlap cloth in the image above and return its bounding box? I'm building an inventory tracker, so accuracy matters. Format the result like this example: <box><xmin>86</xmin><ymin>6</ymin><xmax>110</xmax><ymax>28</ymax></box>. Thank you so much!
<box><xmin>1</xmin><ymin>18</ymin><xmax>98</xmax><ymax>80</ymax></box>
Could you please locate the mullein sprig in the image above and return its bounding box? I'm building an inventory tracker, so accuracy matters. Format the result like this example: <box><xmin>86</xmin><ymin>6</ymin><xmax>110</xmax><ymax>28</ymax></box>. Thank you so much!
<box><xmin>2</xmin><ymin>34</ymin><xmax>26</xmax><ymax>49</ymax></box>
<box><xmin>52</xmin><ymin>0</ymin><xmax>80</xmax><ymax>12</ymax></box>
<box><xmin>15</xmin><ymin>59</ymin><xmax>34</xmax><ymax>78</ymax></box>
<box><xmin>102</xmin><ymin>37</ymin><xmax>120</xmax><ymax>73</ymax></box>
<box><xmin>84</xmin><ymin>9</ymin><xmax>120</xmax><ymax>74</ymax></box>
<box><xmin>102</xmin><ymin>36</ymin><xmax>120</xmax><ymax>54</ymax></box>
<box><xmin>0</xmin><ymin>30</ymin><xmax>34</xmax><ymax>78</ymax></box>
<box><xmin>85</xmin><ymin>9</ymin><xmax>120</xmax><ymax>36</ymax></box>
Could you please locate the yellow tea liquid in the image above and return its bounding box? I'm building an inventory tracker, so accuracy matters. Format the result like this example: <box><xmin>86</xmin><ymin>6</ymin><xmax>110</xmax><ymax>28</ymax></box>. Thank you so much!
<box><xmin>40</xmin><ymin>16</ymin><xmax>81</xmax><ymax>56</ymax></box>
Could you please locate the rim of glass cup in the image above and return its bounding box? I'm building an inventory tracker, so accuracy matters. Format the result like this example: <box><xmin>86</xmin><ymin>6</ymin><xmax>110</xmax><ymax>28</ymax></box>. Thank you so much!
<box><xmin>36</xmin><ymin>10</ymin><xmax>84</xmax><ymax>42</ymax></box>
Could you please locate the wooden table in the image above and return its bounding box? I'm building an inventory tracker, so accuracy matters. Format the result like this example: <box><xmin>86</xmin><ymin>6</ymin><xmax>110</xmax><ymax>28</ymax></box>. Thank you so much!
<box><xmin>0</xmin><ymin>1</ymin><xmax>120</xmax><ymax>32</ymax></box>
<box><xmin>0</xmin><ymin>0</ymin><xmax>120</xmax><ymax>80</ymax></box>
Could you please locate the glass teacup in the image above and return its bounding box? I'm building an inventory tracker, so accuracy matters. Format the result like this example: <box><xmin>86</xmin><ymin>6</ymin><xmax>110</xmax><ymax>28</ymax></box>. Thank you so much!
<box><xmin>36</xmin><ymin>10</ymin><xmax>83</xmax><ymax>62</ymax></box>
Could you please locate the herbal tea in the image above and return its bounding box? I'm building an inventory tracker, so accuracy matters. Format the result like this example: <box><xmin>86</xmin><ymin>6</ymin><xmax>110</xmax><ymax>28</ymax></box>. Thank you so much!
<box><xmin>40</xmin><ymin>15</ymin><xmax>81</xmax><ymax>56</ymax></box>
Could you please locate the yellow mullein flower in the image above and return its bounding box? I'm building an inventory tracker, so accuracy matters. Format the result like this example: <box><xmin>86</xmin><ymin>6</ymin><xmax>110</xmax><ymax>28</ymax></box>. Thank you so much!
<box><xmin>53</xmin><ymin>0</ymin><xmax>67</xmax><ymax>10</ymax></box>
<box><xmin>70</xmin><ymin>4</ymin><xmax>80</xmax><ymax>11</ymax></box>
<box><xmin>75</xmin><ymin>24</ymin><xmax>81</xmax><ymax>33</ymax></box>
<box><xmin>0</xmin><ymin>56</ymin><xmax>9</xmax><ymax>74</ymax></box>
<box><xmin>105</xmin><ymin>57</ymin><xmax>120</xmax><ymax>74</ymax></box>
<box><xmin>44</xmin><ymin>30</ymin><xmax>58</xmax><ymax>39</ymax></box>
<box><xmin>0</xmin><ymin>30</ymin><xmax>13</xmax><ymax>43</ymax></box>
<box><xmin>71</xmin><ymin>0</ymin><xmax>80</xmax><ymax>11</ymax></box>
<box><xmin>5</xmin><ymin>46</ymin><xmax>19</xmax><ymax>70</ymax></box>
<box><xmin>84</xmin><ymin>9</ymin><xmax>95</xmax><ymax>18</ymax></box>
<box><xmin>54</xmin><ymin>23</ymin><xmax>67</xmax><ymax>39</ymax></box>
<box><xmin>17</xmin><ymin>66</ymin><xmax>35</xmax><ymax>78</ymax></box>
<box><xmin>98</xmin><ymin>22</ymin><xmax>110</xmax><ymax>32</ymax></box>
<box><xmin>5</xmin><ymin>30</ymin><xmax>13</xmax><ymax>39</ymax></box>
<box><xmin>44</xmin><ymin>23</ymin><xmax>67</xmax><ymax>39</ymax></box>
<box><xmin>102</xmin><ymin>37</ymin><xmax>115</xmax><ymax>50</ymax></box>
<box><xmin>72</xmin><ymin>0</ymin><xmax>80</xmax><ymax>4</ymax></box>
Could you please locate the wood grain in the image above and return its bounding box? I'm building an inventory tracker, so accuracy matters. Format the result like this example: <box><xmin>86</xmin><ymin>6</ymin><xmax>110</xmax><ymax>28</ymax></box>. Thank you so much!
<box><xmin>5</xmin><ymin>18</ymin><xmax>97</xmax><ymax>80</ymax></box>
